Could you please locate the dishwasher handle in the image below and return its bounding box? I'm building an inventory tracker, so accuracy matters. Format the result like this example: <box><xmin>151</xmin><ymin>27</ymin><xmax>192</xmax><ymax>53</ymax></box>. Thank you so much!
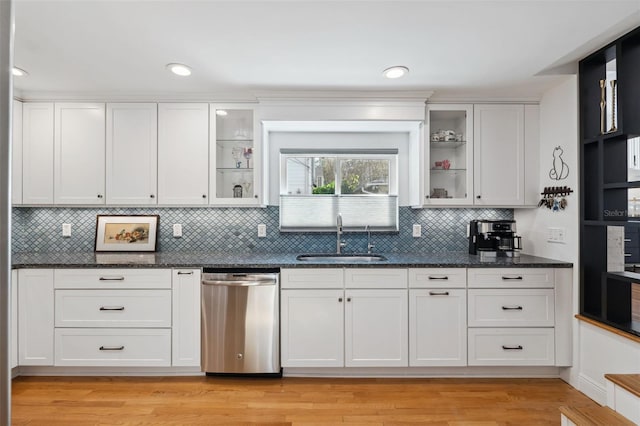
<box><xmin>202</xmin><ymin>278</ymin><xmax>276</xmax><ymax>287</ymax></box>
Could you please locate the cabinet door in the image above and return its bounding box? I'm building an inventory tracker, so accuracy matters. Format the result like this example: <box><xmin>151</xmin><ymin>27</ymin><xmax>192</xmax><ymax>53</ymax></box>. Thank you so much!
<box><xmin>106</xmin><ymin>103</ymin><xmax>158</xmax><ymax>204</ymax></box>
<box><xmin>22</xmin><ymin>102</ymin><xmax>54</xmax><ymax>204</ymax></box>
<box><xmin>345</xmin><ymin>289</ymin><xmax>408</xmax><ymax>367</ymax></box>
<box><xmin>409</xmin><ymin>289</ymin><xmax>467</xmax><ymax>366</ymax></box>
<box><xmin>11</xmin><ymin>270</ymin><xmax>18</xmax><ymax>369</ymax></box>
<box><xmin>210</xmin><ymin>104</ymin><xmax>260</xmax><ymax>205</ymax></box>
<box><xmin>54</xmin><ymin>103</ymin><xmax>106</xmax><ymax>204</ymax></box>
<box><xmin>473</xmin><ymin>104</ymin><xmax>525</xmax><ymax>206</ymax></box>
<box><xmin>172</xmin><ymin>269</ymin><xmax>201</xmax><ymax>367</ymax></box>
<box><xmin>425</xmin><ymin>104</ymin><xmax>473</xmax><ymax>205</ymax></box>
<box><xmin>281</xmin><ymin>289</ymin><xmax>344</xmax><ymax>367</ymax></box>
<box><xmin>158</xmin><ymin>103</ymin><xmax>210</xmax><ymax>204</ymax></box>
<box><xmin>12</xmin><ymin>100</ymin><xmax>23</xmax><ymax>204</ymax></box>
<box><xmin>18</xmin><ymin>269</ymin><xmax>54</xmax><ymax>366</ymax></box>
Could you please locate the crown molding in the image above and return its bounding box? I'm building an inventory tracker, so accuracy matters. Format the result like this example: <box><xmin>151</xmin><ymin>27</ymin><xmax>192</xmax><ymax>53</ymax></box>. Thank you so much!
<box><xmin>15</xmin><ymin>90</ymin><xmax>260</xmax><ymax>103</ymax></box>
<box><xmin>254</xmin><ymin>90</ymin><xmax>433</xmax><ymax>103</ymax></box>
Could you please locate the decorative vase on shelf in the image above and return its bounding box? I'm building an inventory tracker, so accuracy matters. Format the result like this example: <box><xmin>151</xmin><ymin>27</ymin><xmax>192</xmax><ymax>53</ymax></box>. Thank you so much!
<box><xmin>599</xmin><ymin>79</ymin><xmax>606</xmax><ymax>134</ymax></box>
<box><xmin>609</xmin><ymin>79</ymin><xmax>618</xmax><ymax>133</ymax></box>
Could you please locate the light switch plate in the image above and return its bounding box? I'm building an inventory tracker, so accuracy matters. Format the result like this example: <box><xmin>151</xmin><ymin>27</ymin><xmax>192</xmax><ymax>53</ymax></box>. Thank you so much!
<box><xmin>173</xmin><ymin>224</ymin><xmax>183</xmax><ymax>238</ymax></box>
<box><xmin>412</xmin><ymin>224</ymin><xmax>422</xmax><ymax>238</ymax></box>
<box><xmin>62</xmin><ymin>223</ymin><xmax>71</xmax><ymax>237</ymax></box>
<box><xmin>547</xmin><ymin>227</ymin><xmax>566</xmax><ymax>243</ymax></box>
<box><xmin>258</xmin><ymin>224</ymin><xmax>267</xmax><ymax>238</ymax></box>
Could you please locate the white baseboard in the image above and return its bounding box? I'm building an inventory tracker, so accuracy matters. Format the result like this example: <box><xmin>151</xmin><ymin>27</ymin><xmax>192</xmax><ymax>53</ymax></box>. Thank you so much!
<box><xmin>15</xmin><ymin>366</ymin><xmax>204</xmax><ymax>377</ymax></box>
<box><xmin>284</xmin><ymin>366</ymin><xmax>562</xmax><ymax>378</ymax></box>
<box><xmin>578</xmin><ymin>373</ymin><xmax>606</xmax><ymax>405</ymax></box>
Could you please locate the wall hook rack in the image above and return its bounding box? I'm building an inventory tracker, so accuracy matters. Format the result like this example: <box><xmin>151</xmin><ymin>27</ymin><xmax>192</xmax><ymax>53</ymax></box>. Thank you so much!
<box><xmin>538</xmin><ymin>186</ymin><xmax>573</xmax><ymax>211</ymax></box>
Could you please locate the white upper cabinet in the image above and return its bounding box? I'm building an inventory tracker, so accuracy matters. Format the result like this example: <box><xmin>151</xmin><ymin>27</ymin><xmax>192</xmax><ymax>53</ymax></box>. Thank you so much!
<box><xmin>158</xmin><ymin>103</ymin><xmax>210</xmax><ymax>205</ymax></box>
<box><xmin>54</xmin><ymin>103</ymin><xmax>106</xmax><ymax>204</ymax></box>
<box><xmin>473</xmin><ymin>104</ymin><xmax>525</xmax><ymax>206</ymax></box>
<box><xmin>425</xmin><ymin>104</ymin><xmax>473</xmax><ymax>205</ymax></box>
<box><xmin>22</xmin><ymin>102</ymin><xmax>54</xmax><ymax>204</ymax></box>
<box><xmin>12</xmin><ymin>100</ymin><xmax>23</xmax><ymax>204</ymax></box>
<box><xmin>210</xmin><ymin>104</ymin><xmax>260</xmax><ymax>205</ymax></box>
<box><xmin>106</xmin><ymin>103</ymin><xmax>158</xmax><ymax>205</ymax></box>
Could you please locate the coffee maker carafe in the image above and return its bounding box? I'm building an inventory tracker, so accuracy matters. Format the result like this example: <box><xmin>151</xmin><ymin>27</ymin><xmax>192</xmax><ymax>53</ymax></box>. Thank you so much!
<box><xmin>468</xmin><ymin>219</ymin><xmax>522</xmax><ymax>258</ymax></box>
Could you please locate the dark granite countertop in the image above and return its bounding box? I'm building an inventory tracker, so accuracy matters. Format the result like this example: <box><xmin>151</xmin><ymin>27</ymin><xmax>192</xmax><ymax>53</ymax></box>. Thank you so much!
<box><xmin>12</xmin><ymin>251</ymin><xmax>573</xmax><ymax>269</ymax></box>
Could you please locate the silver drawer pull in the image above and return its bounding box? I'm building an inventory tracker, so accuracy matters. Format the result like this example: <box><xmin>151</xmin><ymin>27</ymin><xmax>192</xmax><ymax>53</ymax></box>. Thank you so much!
<box><xmin>177</xmin><ymin>271</ymin><xmax>194</xmax><ymax>275</ymax></box>
<box><xmin>502</xmin><ymin>306</ymin><xmax>523</xmax><ymax>310</ymax></box>
<box><xmin>624</xmin><ymin>253</ymin><xmax>632</xmax><ymax>257</ymax></box>
<box><xmin>624</xmin><ymin>238</ymin><xmax>632</xmax><ymax>242</ymax></box>
<box><xmin>501</xmin><ymin>275</ymin><xmax>523</xmax><ymax>280</ymax></box>
<box><xmin>99</xmin><ymin>346</ymin><xmax>124</xmax><ymax>351</ymax></box>
<box><xmin>99</xmin><ymin>306</ymin><xmax>125</xmax><ymax>311</ymax></box>
<box><xmin>502</xmin><ymin>345</ymin><xmax>523</xmax><ymax>350</ymax></box>
<box><xmin>429</xmin><ymin>291</ymin><xmax>450</xmax><ymax>296</ymax></box>
<box><xmin>428</xmin><ymin>276</ymin><xmax>449</xmax><ymax>280</ymax></box>
<box><xmin>99</xmin><ymin>277</ymin><xmax>125</xmax><ymax>281</ymax></box>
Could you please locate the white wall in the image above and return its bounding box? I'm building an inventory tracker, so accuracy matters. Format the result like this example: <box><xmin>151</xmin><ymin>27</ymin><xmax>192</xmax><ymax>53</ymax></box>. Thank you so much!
<box><xmin>515</xmin><ymin>75</ymin><xmax>581</xmax><ymax>386</ymax></box>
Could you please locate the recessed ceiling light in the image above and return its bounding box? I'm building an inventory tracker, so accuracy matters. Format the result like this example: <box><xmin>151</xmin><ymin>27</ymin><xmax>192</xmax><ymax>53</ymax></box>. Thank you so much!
<box><xmin>12</xmin><ymin>67</ymin><xmax>28</xmax><ymax>77</ymax></box>
<box><xmin>383</xmin><ymin>66</ymin><xmax>409</xmax><ymax>79</ymax></box>
<box><xmin>166</xmin><ymin>63</ymin><xmax>192</xmax><ymax>77</ymax></box>
<box><xmin>216</xmin><ymin>110</ymin><xmax>228</xmax><ymax>116</ymax></box>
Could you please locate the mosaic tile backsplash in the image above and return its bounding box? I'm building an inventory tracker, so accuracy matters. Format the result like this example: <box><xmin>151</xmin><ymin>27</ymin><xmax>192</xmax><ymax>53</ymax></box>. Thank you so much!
<box><xmin>11</xmin><ymin>207</ymin><xmax>513</xmax><ymax>254</ymax></box>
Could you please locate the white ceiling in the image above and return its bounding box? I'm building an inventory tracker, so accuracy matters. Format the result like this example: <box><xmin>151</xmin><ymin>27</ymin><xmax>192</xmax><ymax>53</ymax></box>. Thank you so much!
<box><xmin>12</xmin><ymin>0</ymin><xmax>640</xmax><ymax>101</ymax></box>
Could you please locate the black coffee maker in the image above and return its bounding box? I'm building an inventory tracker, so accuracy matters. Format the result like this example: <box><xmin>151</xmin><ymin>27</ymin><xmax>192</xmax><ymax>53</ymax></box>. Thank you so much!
<box><xmin>468</xmin><ymin>219</ymin><xmax>522</xmax><ymax>258</ymax></box>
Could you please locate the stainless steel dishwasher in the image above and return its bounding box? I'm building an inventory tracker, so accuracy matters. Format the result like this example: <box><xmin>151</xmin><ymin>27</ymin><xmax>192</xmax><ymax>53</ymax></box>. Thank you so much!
<box><xmin>201</xmin><ymin>268</ymin><xmax>281</xmax><ymax>376</ymax></box>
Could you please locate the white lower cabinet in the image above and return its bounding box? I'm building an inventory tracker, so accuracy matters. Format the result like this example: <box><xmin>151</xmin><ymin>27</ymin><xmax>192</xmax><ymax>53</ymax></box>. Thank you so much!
<box><xmin>281</xmin><ymin>289</ymin><xmax>344</xmax><ymax>367</ymax></box>
<box><xmin>13</xmin><ymin>267</ymin><xmax>202</xmax><ymax>369</ymax></box>
<box><xmin>467</xmin><ymin>328</ymin><xmax>555</xmax><ymax>366</ymax></box>
<box><xmin>11</xmin><ymin>270</ymin><xmax>18</xmax><ymax>369</ymax></box>
<box><xmin>171</xmin><ymin>269</ymin><xmax>201</xmax><ymax>367</ymax></box>
<box><xmin>409</xmin><ymin>288</ymin><xmax>467</xmax><ymax>366</ymax></box>
<box><xmin>54</xmin><ymin>328</ymin><xmax>171</xmax><ymax>367</ymax></box>
<box><xmin>345</xmin><ymin>289</ymin><xmax>408</xmax><ymax>367</ymax></box>
<box><xmin>280</xmin><ymin>268</ymin><xmax>408</xmax><ymax>368</ymax></box>
<box><xmin>18</xmin><ymin>269</ymin><xmax>55</xmax><ymax>366</ymax></box>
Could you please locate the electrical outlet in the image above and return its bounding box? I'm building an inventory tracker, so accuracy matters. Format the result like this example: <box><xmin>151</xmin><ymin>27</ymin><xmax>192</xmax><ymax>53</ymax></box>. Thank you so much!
<box><xmin>258</xmin><ymin>224</ymin><xmax>267</xmax><ymax>238</ymax></box>
<box><xmin>412</xmin><ymin>224</ymin><xmax>422</xmax><ymax>238</ymax></box>
<box><xmin>173</xmin><ymin>224</ymin><xmax>183</xmax><ymax>238</ymax></box>
<box><xmin>62</xmin><ymin>223</ymin><xmax>71</xmax><ymax>237</ymax></box>
<box><xmin>547</xmin><ymin>227</ymin><xmax>566</xmax><ymax>243</ymax></box>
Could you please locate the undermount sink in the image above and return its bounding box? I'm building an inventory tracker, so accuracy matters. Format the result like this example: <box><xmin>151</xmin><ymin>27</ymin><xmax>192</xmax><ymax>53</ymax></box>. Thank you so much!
<box><xmin>296</xmin><ymin>253</ymin><xmax>387</xmax><ymax>262</ymax></box>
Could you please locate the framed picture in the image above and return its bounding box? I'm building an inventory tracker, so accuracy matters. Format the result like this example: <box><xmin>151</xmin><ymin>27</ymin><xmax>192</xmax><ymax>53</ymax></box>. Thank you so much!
<box><xmin>95</xmin><ymin>215</ymin><xmax>159</xmax><ymax>252</ymax></box>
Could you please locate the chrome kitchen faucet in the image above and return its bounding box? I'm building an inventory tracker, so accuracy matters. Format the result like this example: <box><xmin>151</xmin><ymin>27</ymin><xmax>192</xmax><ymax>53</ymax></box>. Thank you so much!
<box><xmin>336</xmin><ymin>213</ymin><xmax>346</xmax><ymax>254</ymax></box>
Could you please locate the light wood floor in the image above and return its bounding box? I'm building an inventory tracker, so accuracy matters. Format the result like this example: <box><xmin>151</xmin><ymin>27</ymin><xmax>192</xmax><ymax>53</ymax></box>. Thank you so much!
<box><xmin>11</xmin><ymin>376</ymin><xmax>600</xmax><ymax>425</ymax></box>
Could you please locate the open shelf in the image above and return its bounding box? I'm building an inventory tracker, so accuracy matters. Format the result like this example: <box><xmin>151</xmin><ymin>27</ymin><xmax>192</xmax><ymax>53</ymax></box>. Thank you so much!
<box><xmin>580</xmin><ymin>25</ymin><xmax>640</xmax><ymax>338</ymax></box>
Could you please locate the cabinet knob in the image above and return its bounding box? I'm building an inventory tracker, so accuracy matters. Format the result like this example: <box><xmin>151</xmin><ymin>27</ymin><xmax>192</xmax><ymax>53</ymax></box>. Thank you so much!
<box><xmin>338</xmin><ymin>297</ymin><xmax>343</xmax><ymax>302</ymax></box>
<box><xmin>97</xmin><ymin>194</ymin><xmax>103</xmax><ymax>198</ymax></box>
<box><xmin>202</xmin><ymin>194</ymin><xmax>207</xmax><ymax>198</ymax></box>
<box><xmin>347</xmin><ymin>297</ymin><xmax>352</xmax><ymax>302</ymax></box>
<box><xmin>425</xmin><ymin>195</ymin><xmax>430</xmax><ymax>199</ymax></box>
<box><xmin>254</xmin><ymin>195</ymin><xmax>258</xmax><ymax>198</ymax></box>
<box><xmin>150</xmin><ymin>194</ymin><xmax>155</xmax><ymax>199</ymax></box>
<box><xmin>476</xmin><ymin>195</ymin><xmax>481</xmax><ymax>199</ymax></box>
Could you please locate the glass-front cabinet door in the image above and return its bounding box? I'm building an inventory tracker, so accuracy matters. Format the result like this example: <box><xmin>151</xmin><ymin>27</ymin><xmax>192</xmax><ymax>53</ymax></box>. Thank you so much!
<box><xmin>210</xmin><ymin>104</ymin><xmax>260</xmax><ymax>205</ymax></box>
<box><xmin>425</xmin><ymin>104</ymin><xmax>473</xmax><ymax>205</ymax></box>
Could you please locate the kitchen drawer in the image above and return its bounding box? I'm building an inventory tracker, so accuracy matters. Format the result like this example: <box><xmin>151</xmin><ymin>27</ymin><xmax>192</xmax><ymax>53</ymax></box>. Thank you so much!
<box><xmin>55</xmin><ymin>289</ymin><xmax>171</xmax><ymax>328</ymax></box>
<box><xmin>467</xmin><ymin>328</ymin><xmax>555</xmax><ymax>366</ymax></box>
<box><xmin>345</xmin><ymin>268</ymin><xmax>407</xmax><ymax>289</ymax></box>
<box><xmin>468</xmin><ymin>289</ymin><xmax>555</xmax><ymax>327</ymax></box>
<box><xmin>409</xmin><ymin>268</ymin><xmax>466</xmax><ymax>288</ymax></box>
<box><xmin>281</xmin><ymin>268</ymin><xmax>344</xmax><ymax>289</ymax></box>
<box><xmin>54</xmin><ymin>328</ymin><xmax>171</xmax><ymax>366</ymax></box>
<box><xmin>467</xmin><ymin>268</ymin><xmax>554</xmax><ymax>288</ymax></box>
<box><xmin>54</xmin><ymin>268</ymin><xmax>172</xmax><ymax>289</ymax></box>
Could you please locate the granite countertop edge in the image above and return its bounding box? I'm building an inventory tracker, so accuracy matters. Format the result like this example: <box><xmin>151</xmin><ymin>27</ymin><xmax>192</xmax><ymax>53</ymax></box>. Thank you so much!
<box><xmin>11</xmin><ymin>252</ymin><xmax>574</xmax><ymax>269</ymax></box>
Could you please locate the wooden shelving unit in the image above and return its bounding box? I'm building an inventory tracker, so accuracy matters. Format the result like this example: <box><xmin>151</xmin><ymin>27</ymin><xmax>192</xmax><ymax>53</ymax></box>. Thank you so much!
<box><xmin>580</xmin><ymin>26</ymin><xmax>640</xmax><ymax>337</ymax></box>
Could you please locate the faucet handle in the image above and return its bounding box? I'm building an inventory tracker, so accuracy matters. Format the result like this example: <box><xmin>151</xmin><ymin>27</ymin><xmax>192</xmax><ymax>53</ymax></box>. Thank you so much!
<box><xmin>340</xmin><ymin>240</ymin><xmax>347</xmax><ymax>249</ymax></box>
<box><xmin>367</xmin><ymin>242</ymin><xmax>375</xmax><ymax>254</ymax></box>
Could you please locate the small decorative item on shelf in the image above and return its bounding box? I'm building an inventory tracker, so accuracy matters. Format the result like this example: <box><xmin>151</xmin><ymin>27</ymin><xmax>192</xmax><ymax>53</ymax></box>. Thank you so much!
<box><xmin>434</xmin><ymin>161</ymin><xmax>443</xmax><ymax>169</ymax></box>
<box><xmin>243</xmin><ymin>147</ymin><xmax>253</xmax><ymax>168</ymax></box>
<box><xmin>233</xmin><ymin>184</ymin><xmax>243</xmax><ymax>198</ymax></box>
<box><xmin>538</xmin><ymin>186</ymin><xmax>573</xmax><ymax>211</ymax></box>
<box><xmin>609</xmin><ymin>79</ymin><xmax>618</xmax><ymax>133</ymax></box>
<box><xmin>599</xmin><ymin>79</ymin><xmax>607</xmax><ymax>134</ymax></box>
<box><xmin>231</xmin><ymin>146</ymin><xmax>243</xmax><ymax>168</ymax></box>
<box><xmin>430</xmin><ymin>129</ymin><xmax>460</xmax><ymax>142</ymax></box>
<box><xmin>442</xmin><ymin>159</ymin><xmax>451</xmax><ymax>170</ymax></box>
<box><xmin>431</xmin><ymin>188</ymin><xmax>448</xmax><ymax>198</ymax></box>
